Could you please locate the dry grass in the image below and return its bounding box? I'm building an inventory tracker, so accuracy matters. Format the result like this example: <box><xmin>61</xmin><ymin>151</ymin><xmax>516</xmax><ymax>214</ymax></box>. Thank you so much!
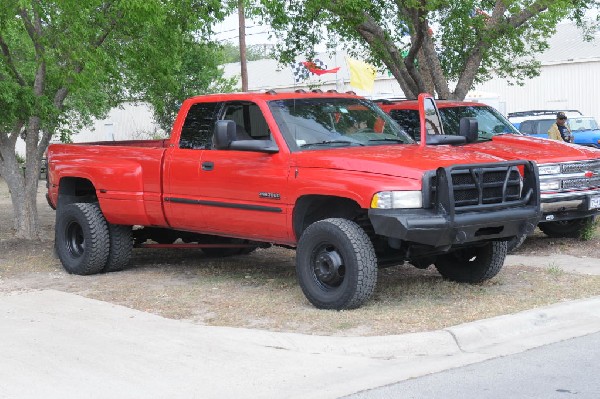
<box><xmin>1</xmin><ymin>178</ymin><xmax>600</xmax><ymax>337</ymax></box>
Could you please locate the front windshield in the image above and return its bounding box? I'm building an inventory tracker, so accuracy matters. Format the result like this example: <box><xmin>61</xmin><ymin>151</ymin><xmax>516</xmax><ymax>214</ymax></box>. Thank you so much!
<box><xmin>268</xmin><ymin>98</ymin><xmax>414</xmax><ymax>151</ymax></box>
<box><xmin>439</xmin><ymin>105</ymin><xmax>520</xmax><ymax>141</ymax></box>
<box><xmin>569</xmin><ymin>117</ymin><xmax>599</xmax><ymax>131</ymax></box>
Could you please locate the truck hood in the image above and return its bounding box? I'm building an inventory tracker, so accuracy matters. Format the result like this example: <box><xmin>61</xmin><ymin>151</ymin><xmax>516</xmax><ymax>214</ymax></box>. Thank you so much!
<box><xmin>291</xmin><ymin>144</ymin><xmax>506</xmax><ymax>180</ymax></box>
<box><xmin>467</xmin><ymin>134</ymin><xmax>600</xmax><ymax>164</ymax></box>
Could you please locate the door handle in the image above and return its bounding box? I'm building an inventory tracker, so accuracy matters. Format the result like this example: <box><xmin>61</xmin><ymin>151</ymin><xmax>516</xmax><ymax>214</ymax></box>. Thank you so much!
<box><xmin>201</xmin><ymin>161</ymin><xmax>214</xmax><ymax>171</ymax></box>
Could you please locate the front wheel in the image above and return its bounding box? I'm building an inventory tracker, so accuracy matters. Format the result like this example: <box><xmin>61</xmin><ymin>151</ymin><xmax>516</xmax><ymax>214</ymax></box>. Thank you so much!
<box><xmin>538</xmin><ymin>217</ymin><xmax>594</xmax><ymax>238</ymax></box>
<box><xmin>434</xmin><ymin>241</ymin><xmax>507</xmax><ymax>283</ymax></box>
<box><xmin>296</xmin><ymin>218</ymin><xmax>377</xmax><ymax>310</ymax></box>
<box><xmin>55</xmin><ymin>203</ymin><xmax>110</xmax><ymax>275</ymax></box>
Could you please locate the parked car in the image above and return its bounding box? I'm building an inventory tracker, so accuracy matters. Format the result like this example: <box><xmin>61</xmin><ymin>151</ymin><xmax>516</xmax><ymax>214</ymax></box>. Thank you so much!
<box><xmin>47</xmin><ymin>92</ymin><xmax>541</xmax><ymax>310</ymax></box>
<box><xmin>508</xmin><ymin>110</ymin><xmax>600</xmax><ymax>148</ymax></box>
<box><xmin>377</xmin><ymin>99</ymin><xmax>600</xmax><ymax>251</ymax></box>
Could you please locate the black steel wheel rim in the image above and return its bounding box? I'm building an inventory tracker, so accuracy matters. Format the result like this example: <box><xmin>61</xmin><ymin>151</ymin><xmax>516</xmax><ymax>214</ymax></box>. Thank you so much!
<box><xmin>65</xmin><ymin>220</ymin><xmax>85</xmax><ymax>258</ymax></box>
<box><xmin>311</xmin><ymin>242</ymin><xmax>345</xmax><ymax>289</ymax></box>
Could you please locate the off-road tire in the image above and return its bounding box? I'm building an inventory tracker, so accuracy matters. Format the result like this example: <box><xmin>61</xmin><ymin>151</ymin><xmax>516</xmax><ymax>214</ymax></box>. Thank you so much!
<box><xmin>55</xmin><ymin>203</ymin><xmax>109</xmax><ymax>275</ymax></box>
<box><xmin>103</xmin><ymin>224</ymin><xmax>133</xmax><ymax>273</ymax></box>
<box><xmin>506</xmin><ymin>233</ymin><xmax>528</xmax><ymax>253</ymax></box>
<box><xmin>296</xmin><ymin>218</ymin><xmax>377</xmax><ymax>310</ymax></box>
<box><xmin>538</xmin><ymin>217</ymin><xmax>594</xmax><ymax>238</ymax></box>
<box><xmin>434</xmin><ymin>241</ymin><xmax>507</xmax><ymax>283</ymax></box>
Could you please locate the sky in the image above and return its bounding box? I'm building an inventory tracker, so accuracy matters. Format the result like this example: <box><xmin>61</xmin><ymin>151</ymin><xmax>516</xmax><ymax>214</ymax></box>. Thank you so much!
<box><xmin>213</xmin><ymin>14</ymin><xmax>272</xmax><ymax>46</ymax></box>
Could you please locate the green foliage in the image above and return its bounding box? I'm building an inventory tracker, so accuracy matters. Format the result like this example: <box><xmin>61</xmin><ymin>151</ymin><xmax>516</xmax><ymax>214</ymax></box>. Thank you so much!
<box><xmin>0</xmin><ymin>0</ymin><xmax>230</xmax><ymax>141</ymax></box>
<box><xmin>137</xmin><ymin>37</ymin><xmax>238</xmax><ymax>131</ymax></box>
<box><xmin>15</xmin><ymin>153</ymin><xmax>25</xmax><ymax>164</ymax></box>
<box><xmin>257</xmin><ymin>0</ymin><xmax>600</xmax><ymax>98</ymax></box>
<box><xmin>581</xmin><ymin>218</ymin><xmax>598</xmax><ymax>241</ymax></box>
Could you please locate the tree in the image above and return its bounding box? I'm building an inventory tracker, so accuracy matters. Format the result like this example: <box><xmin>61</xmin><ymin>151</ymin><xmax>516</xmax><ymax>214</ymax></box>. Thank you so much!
<box><xmin>0</xmin><ymin>0</ymin><xmax>226</xmax><ymax>239</ymax></box>
<box><xmin>139</xmin><ymin>37</ymin><xmax>237</xmax><ymax>132</ymax></box>
<box><xmin>257</xmin><ymin>0</ymin><xmax>600</xmax><ymax>99</ymax></box>
<box><xmin>221</xmin><ymin>42</ymin><xmax>275</xmax><ymax>64</ymax></box>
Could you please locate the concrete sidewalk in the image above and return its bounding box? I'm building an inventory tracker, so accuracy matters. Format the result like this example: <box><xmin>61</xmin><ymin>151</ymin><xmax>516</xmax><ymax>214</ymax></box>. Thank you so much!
<box><xmin>1</xmin><ymin>290</ymin><xmax>600</xmax><ymax>399</ymax></box>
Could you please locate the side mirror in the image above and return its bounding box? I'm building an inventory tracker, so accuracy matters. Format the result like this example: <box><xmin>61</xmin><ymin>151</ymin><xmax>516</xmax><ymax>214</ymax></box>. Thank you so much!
<box><xmin>459</xmin><ymin>117</ymin><xmax>478</xmax><ymax>143</ymax></box>
<box><xmin>213</xmin><ymin>120</ymin><xmax>236</xmax><ymax>149</ymax></box>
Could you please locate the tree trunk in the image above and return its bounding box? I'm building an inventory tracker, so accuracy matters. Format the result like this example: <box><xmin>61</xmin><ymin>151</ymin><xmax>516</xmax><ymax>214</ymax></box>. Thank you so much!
<box><xmin>0</xmin><ymin>117</ymin><xmax>47</xmax><ymax>240</ymax></box>
<box><xmin>6</xmin><ymin>170</ymin><xmax>40</xmax><ymax>240</ymax></box>
<box><xmin>0</xmin><ymin>146</ymin><xmax>41</xmax><ymax>239</ymax></box>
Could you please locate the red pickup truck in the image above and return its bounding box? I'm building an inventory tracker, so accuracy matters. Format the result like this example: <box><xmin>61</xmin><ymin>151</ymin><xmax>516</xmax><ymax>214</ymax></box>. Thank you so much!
<box><xmin>47</xmin><ymin>92</ymin><xmax>540</xmax><ymax>309</ymax></box>
<box><xmin>378</xmin><ymin>99</ymin><xmax>600</xmax><ymax>250</ymax></box>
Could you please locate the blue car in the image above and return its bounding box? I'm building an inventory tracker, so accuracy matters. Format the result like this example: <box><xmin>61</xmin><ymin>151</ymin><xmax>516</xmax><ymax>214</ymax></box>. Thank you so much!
<box><xmin>508</xmin><ymin>110</ymin><xmax>600</xmax><ymax>148</ymax></box>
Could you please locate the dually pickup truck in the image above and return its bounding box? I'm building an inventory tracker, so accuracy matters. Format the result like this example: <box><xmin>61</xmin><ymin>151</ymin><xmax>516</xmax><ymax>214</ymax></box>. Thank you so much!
<box><xmin>47</xmin><ymin>92</ymin><xmax>540</xmax><ymax>309</ymax></box>
<box><xmin>378</xmin><ymin>99</ymin><xmax>600</xmax><ymax>251</ymax></box>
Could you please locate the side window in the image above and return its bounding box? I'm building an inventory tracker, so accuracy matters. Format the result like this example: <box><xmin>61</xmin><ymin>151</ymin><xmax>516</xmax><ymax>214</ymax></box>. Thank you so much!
<box><xmin>519</xmin><ymin>121</ymin><xmax>533</xmax><ymax>134</ymax></box>
<box><xmin>222</xmin><ymin>101</ymin><xmax>271</xmax><ymax>140</ymax></box>
<box><xmin>390</xmin><ymin>110</ymin><xmax>419</xmax><ymax>140</ymax></box>
<box><xmin>180</xmin><ymin>102</ymin><xmax>220</xmax><ymax>149</ymax></box>
<box><xmin>538</xmin><ymin>120</ymin><xmax>554</xmax><ymax>134</ymax></box>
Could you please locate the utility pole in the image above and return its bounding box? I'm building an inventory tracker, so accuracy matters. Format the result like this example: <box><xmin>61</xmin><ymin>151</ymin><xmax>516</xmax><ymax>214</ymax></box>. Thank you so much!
<box><xmin>238</xmin><ymin>0</ymin><xmax>248</xmax><ymax>91</ymax></box>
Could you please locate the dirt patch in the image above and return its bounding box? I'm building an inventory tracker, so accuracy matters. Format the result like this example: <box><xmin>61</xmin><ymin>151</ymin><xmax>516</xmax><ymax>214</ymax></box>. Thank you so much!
<box><xmin>1</xmin><ymin>178</ymin><xmax>599</xmax><ymax>336</ymax></box>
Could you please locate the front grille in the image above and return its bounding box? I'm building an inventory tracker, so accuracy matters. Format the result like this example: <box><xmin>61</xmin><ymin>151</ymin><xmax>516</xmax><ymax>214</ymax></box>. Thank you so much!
<box><xmin>561</xmin><ymin>161</ymin><xmax>600</xmax><ymax>174</ymax></box>
<box><xmin>562</xmin><ymin>176</ymin><xmax>600</xmax><ymax>190</ymax></box>
<box><xmin>427</xmin><ymin>163</ymin><xmax>530</xmax><ymax>212</ymax></box>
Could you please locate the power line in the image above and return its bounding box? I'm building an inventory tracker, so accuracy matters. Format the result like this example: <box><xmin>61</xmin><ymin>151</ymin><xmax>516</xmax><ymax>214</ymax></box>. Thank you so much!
<box><xmin>215</xmin><ymin>25</ymin><xmax>263</xmax><ymax>34</ymax></box>
<box><xmin>216</xmin><ymin>30</ymin><xmax>271</xmax><ymax>42</ymax></box>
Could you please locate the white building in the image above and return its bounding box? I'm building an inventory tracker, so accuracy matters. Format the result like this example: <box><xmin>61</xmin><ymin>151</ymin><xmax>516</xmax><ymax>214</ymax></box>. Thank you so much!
<box><xmin>16</xmin><ymin>102</ymin><xmax>162</xmax><ymax>156</ymax></box>
<box><xmin>474</xmin><ymin>23</ymin><xmax>600</xmax><ymax>121</ymax></box>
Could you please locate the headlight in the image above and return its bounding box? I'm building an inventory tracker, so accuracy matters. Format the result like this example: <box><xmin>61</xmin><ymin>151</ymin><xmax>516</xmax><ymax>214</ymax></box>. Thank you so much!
<box><xmin>539</xmin><ymin>179</ymin><xmax>561</xmax><ymax>191</ymax></box>
<box><xmin>538</xmin><ymin>164</ymin><xmax>561</xmax><ymax>175</ymax></box>
<box><xmin>371</xmin><ymin>191</ymin><xmax>423</xmax><ymax>209</ymax></box>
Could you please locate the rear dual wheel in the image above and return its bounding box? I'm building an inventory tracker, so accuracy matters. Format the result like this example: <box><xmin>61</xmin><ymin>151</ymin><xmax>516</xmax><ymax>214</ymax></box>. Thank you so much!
<box><xmin>55</xmin><ymin>202</ymin><xmax>132</xmax><ymax>275</ymax></box>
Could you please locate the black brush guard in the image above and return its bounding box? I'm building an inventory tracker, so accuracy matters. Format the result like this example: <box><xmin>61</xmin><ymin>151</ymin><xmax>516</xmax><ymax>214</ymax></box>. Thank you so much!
<box><xmin>368</xmin><ymin>161</ymin><xmax>541</xmax><ymax>249</ymax></box>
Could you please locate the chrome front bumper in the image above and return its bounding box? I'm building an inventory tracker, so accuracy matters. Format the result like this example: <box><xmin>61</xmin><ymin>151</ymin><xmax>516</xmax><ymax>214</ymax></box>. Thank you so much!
<box><xmin>541</xmin><ymin>189</ymin><xmax>600</xmax><ymax>213</ymax></box>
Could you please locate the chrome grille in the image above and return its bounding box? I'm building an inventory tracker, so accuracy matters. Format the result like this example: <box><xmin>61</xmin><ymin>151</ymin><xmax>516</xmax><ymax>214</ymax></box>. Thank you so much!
<box><xmin>562</xmin><ymin>176</ymin><xmax>600</xmax><ymax>190</ymax></box>
<box><xmin>561</xmin><ymin>161</ymin><xmax>600</xmax><ymax>174</ymax></box>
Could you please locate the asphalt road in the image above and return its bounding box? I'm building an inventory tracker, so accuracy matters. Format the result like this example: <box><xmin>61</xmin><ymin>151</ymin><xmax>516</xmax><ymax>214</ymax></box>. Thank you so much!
<box><xmin>344</xmin><ymin>332</ymin><xmax>600</xmax><ymax>399</ymax></box>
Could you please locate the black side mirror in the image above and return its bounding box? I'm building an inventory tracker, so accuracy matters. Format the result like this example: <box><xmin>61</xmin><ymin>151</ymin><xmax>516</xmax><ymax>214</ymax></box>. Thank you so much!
<box><xmin>459</xmin><ymin>117</ymin><xmax>478</xmax><ymax>143</ymax></box>
<box><xmin>213</xmin><ymin>120</ymin><xmax>237</xmax><ymax>149</ymax></box>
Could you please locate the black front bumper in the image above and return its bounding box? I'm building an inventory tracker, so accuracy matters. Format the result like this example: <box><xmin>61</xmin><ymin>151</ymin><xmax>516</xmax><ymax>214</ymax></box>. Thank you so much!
<box><xmin>369</xmin><ymin>161</ymin><xmax>541</xmax><ymax>248</ymax></box>
<box><xmin>369</xmin><ymin>206</ymin><xmax>539</xmax><ymax>248</ymax></box>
